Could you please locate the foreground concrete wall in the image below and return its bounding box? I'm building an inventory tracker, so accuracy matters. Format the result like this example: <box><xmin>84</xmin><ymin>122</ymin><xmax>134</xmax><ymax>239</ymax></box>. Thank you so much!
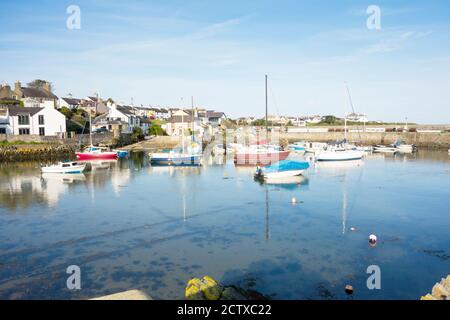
<box><xmin>280</xmin><ymin>132</ymin><xmax>450</xmax><ymax>149</ymax></box>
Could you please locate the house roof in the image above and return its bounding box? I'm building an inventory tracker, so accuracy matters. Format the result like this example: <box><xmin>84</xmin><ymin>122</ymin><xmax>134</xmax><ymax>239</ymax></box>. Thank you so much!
<box><xmin>92</xmin><ymin>114</ymin><xmax>128</xmax><ymax>126</ymax></box>
<box><xmin>206</xmin><ymin>111</ymin><xmax>225</xmax><ymax>119</ymax></box>
<box><xmin>8</xmin><ymin>106</ymin><xmax>43</xmax><ymax>116</ymax></box>
<box><xmin>62</xmin><ymin>97</ymin><xmax>82</xmax><ymax>105</ymax></box>
<box><xmin>117</xmin><ymin>106</ymin><xmax>134</xmax><ymax>116</ymax></box>
<box><xmin>167</xmin><ymin>116</ymin><xmax>200</xmax><ymax>123</ymax></box>
<box><xmin>21</xmin><ymin>87</ymin><xmax>58</xmax><ymax>100</ymax></box>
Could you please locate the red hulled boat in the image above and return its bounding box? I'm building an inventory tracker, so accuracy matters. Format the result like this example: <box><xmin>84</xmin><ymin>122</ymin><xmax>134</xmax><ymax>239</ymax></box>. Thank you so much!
<box><xmin>76</xmin><ymin>146</ymin><xmax>118</xmax><ymax>161</ymax></box>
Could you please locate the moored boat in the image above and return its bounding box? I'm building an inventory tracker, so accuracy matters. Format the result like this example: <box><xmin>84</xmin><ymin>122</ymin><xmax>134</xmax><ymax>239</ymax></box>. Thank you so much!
<box><xmin>149</xmin><ymin>148</ymin><xmax>202</xmax><ymax>166</ymax></box>
<box><xmin>316</xmin><ymin>149</ymin><xmax>364</xmax><ymax>162</ymax></box>
<box><xmin>255</xmin><ymin>160</ymin><xmax>310</xmax><ymax>179</ymax></box>
<box><xmin>234</xmin><ymin>147</ymin><xmax>290</xmax><ymax>166</ymax></box>
<box><xmin>76</xmin><ymin>146</ymin><xmax>118</xmax><ymax>160</ymax></box>
<box><xmin>41</xmin><ymin>162</ymin><xmax>86</xmax><ymax>174</ymax></box>
<box><xmin>114</xmin><ymin>150</ymin><xmax>129</xmax><ymax>159</ymax></box>
<box><xmin>373</xmin><ymin>145</ymin><xmax>398</xmax><ymax>153</ymax></box>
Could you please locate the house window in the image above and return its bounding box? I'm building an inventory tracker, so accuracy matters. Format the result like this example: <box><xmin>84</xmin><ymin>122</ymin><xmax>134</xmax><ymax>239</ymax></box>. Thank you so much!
<box><xmin>0</xmin><ymin>128</ymin><xmax>6</xmax><ymax>134</ymax></box>
<box><xmin>39</xmin><ymin>127</ymin><xmax>45</xmax><ymax>136</ymax></box>
<box><xmin>38</xmin><ymin>115</ymin><xmax>44</xmax><ymax>125</ymax></box>
<box><xmin>18</xmin><ymin>115</ymin><xmax>30</xmax><ymax>125</ymax></box>
<box><xmin>19</xmin><ymin>128</ymin><xmax>30</xmax><ymax>135</ymax></box>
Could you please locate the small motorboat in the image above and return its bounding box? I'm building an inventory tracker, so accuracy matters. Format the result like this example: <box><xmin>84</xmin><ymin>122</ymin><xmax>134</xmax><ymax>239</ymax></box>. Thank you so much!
<box><xmin>76</xmin><ymin>146</ymin><xmax>118</xmax><ymax>160</ymax></box>
<box><xmin>373</xmin><ymin>145</ymin><xmax>398</xmax><ymax>153</ymax></box>
<box><xmin>394</xmin><ymin>140</ymin><xmax>416</xmax><ymax>153</ymax></box>
<box><xmin>316</xmin><ymin>149</ymin><xmax>364</xmax><ymax>162</ymax></box>
<box><xmin>114</xmin><ymin>150</ymin><xmax>129</xmax><ymax>159</ymax></box>
<box><xmin>149</xmin><ymin>148</ymin><xmax>202</xmax><ymax>166</ymax></box>
<box><xmin>255</xmin><ymin>160</ymin><xmax>310</xmax><ymax>179</ymax></box>
<box><xmin>41</xmin><ymin>162</ymin><xmax>86</xmax><ymax>174</ymax></box>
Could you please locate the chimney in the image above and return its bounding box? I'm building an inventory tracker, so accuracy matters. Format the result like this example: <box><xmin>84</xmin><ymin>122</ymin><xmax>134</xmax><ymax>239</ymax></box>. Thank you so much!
<box><xmin>14</xmin><ymin>81</ymin><xmax>22</xmax><ymax>97</ymax></box>
<box><xmin>43</xmin><ymin>82</ymin><xmax>51</xmax><ymax>92</ymax></box>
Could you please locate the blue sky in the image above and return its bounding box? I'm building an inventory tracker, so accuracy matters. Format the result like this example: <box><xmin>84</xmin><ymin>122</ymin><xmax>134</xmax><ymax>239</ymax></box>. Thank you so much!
<box><xmin>1</xmin><ymin>0</ymin><xmax>450</xmax><ymax>123</ymax></box>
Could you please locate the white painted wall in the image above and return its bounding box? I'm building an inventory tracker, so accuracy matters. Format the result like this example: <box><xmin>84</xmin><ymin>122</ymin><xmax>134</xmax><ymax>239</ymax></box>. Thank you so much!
<box><xmin>8</xmin><ymin>105</ymin><xmax>66</xmax><ymax>136</ymax></box>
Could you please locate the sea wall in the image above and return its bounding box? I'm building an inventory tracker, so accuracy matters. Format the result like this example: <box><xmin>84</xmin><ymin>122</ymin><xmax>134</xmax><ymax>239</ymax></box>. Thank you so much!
<box><xmin>0</xmin><ymin>132</ymin><xmax>115</xmax><ymax>146</ymax></box>
<box><xmin>0</xmin><ymin>144</ymin><xmax>76</xmax><ymax>162</ymax></box>
<box><xmin>280</xmin><ymin>132</ymin><xmax>450</xmax><ymax>149</ymax></box>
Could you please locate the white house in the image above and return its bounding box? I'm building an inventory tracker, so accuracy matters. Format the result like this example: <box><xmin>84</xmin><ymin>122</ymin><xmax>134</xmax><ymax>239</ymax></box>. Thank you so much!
<box><xmin>58</xmin><ymin>96</ymin><xmax>83</xmax><ymax>109</ymax></box>
<box><xmin>346</xmin><ymin>113</ymin><xmax>368</xmax><ymax>123</ymax></box>
<box><xmin>4</xmin><ymin>105</ymin><xmax>67</xmax><ymax>136</ymax></box>
<box><xmin>92</xmin><ymin>103</ymin><xmax>141</xmax><ymax>134</ymax></box>
<box><xmin>163</xmin><ymin>115</ymin><xmax>205</xmax><ymax>137</ymax></box>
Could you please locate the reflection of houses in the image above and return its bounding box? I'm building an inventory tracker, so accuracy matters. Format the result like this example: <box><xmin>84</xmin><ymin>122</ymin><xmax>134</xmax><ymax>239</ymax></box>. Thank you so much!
<box><xmin>0</xmin><ymin>174</ymin><xmax>78</xmax><ymax>209</ymax></box>
<box><xmin>92</xmin><ymin>103</ymin><xmax>141</xmax><ymax>134</ymax></box>
<box><xmin>1</xmin><ymin>105</ymin><xmax>66</xmax><ymax>136</ymax></box>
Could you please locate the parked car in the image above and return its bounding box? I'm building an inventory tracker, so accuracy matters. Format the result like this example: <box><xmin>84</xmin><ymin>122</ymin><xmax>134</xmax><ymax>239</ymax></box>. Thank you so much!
<box><xmin>93</xmin><ymin>127</ymin><xmax>108</xmax><ymax>134</ymax></box>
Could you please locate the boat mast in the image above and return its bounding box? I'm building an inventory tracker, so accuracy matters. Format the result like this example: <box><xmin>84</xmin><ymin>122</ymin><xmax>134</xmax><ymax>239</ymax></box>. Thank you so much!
<box><xmin>265</xmin><ymin>75</ymin><xmax>268</xmax><ymax>143</ymax></box>
<box><xmin>191</xmin><ymin>96</ymin><xmax>195</xmax><ymax>143</ymax></box>
<box><xmin>89</xmin><ymin>97</ymin><xmax>94</xmax><ymax>146</ymax></box>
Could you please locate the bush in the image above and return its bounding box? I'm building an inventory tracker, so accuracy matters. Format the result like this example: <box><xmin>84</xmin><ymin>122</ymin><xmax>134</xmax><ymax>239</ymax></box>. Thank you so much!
<box><xmin>148</xmin><ymin>123</ymin><xmax>167</xmax><ymax>136</ymax></box>
<box><xmin>131</xmin><ymin>126</ymin><xmax>145</xmax><ymax>142</ymax></box>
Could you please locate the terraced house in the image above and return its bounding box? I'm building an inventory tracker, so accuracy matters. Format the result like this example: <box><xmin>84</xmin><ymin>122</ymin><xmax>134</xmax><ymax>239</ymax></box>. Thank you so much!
<box><xmin>1</xmin><ymin>105</ymin><xmax>66</xmax><ymax>136</ymax></box>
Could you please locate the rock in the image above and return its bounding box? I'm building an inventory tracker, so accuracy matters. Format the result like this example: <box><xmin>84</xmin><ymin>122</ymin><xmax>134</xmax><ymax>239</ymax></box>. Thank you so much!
<box><xmin>185</xmin><ymin>276</ymin><xmax>223</xmax><ymax>301</ymax></box>
<box><xmin>421</xmin><ymin>294</ymin><xmax>438</xmax><ymax>300</ymax></box>
<box><xmin>345</xmin><ymin>285</ymin><xmax>354</xmax><ymax>295</ymax></box>
<box><xmin>202</xmin><ymin>276</ymin><xmax>223</xmax><ymax>300</ymax></box>
<box><xmin>431</xmin><ymin>283</ymin><xmax>449</xmax><ymax>300</ymax></box>
<box><xmin>221</xmin><ymin>287</ymin><xmax>248</xmax><ymax>300</ymax></box>
<box><xmin>185</xmin><ymin>278</ymin><xmax>206</xmax><ymax>300</ymax></box>
<box><xmin>441</xmin><ymin>275</ymin><xmax>450</xmax><ymax>290</ymax></box>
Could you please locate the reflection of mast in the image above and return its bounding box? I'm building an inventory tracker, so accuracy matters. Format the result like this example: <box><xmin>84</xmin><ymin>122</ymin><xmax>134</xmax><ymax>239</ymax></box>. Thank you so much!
<box><xmin>265</xmin><ymin>184</ymin><xmax>270</xmax><ymax>241</ymax></box>
<box><xmin>342</xmin><ymin>183</ymin><xmax>347</xmax><ymax>234</ymax></box>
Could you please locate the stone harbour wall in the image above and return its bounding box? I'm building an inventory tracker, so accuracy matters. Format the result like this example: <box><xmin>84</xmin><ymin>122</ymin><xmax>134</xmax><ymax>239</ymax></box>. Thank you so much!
<box><xmin>280</xmin><ymin>132</ymin><xmax>450</xmax><ymax>149</ymax></box>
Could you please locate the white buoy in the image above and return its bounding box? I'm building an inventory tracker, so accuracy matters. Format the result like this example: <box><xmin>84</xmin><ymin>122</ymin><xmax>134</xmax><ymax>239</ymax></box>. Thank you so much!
<box><xmin>350</xmin><ymin>227</ymin><xmax>357</xmax><ymax>232</ymax></box>
<box><xmin>369</xmin><ymin>234</ymin><xmax>377</xmax><ymax>244</ymax></box>
<box><xmin>291</xmin><ymin>197</ymin><xmax>298</xmax><ymax>204</ymax></box>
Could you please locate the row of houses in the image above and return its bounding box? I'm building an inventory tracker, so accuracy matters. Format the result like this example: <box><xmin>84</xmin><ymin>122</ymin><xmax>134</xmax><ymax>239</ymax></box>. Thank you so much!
<box><xmin>237</xmin><ymin>113</ymin><xmax>369</xmax><ymax>127</ymax></box>
<box><xmin>0</xmin><ymin>80</ymin><xmax>227</xmax><ymax>138</ymax></box>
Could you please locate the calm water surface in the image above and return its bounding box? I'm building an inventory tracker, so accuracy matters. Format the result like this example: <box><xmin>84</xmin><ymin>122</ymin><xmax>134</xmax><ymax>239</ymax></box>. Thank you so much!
<box><xmin>0</xmin><ymin>151</ymin><xmax>449</xmax><ymax>300</ymax></box>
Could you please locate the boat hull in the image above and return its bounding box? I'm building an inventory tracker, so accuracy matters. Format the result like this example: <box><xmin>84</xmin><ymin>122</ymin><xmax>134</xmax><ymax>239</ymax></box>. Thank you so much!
<box><xmin>76</xmin><ymin>152</ymin><xmax>118</xmax><ymax>160</ymax></box>
<box><xmin>316</xmin><ymin>151</ymin><xmax>364</xmax><ymax>162</ymax></box>
<box><xmin>264</xmin><ymin>169</ymin><xmax>306</xmax><ymax>179</ymax></box>
<box><xmin>150</xmin><ymin>153</ymin><xmax>202</xmax><ymax>166</ymax></box>
<box><xmin>41</xmin><ymin>164</ymin><xmax>86</xmax><ymax>174</ymax></box>
<box><xmin>234</xmin><ymin>150</ymin><xmax>290</xmax><ymax>166</ymax></box>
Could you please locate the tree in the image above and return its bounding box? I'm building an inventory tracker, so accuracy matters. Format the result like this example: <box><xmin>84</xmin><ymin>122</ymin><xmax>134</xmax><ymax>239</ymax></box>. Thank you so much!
<box><xmin>322</xmin><ymin>115</ymin><xmax>337</xmax><ymax>125</ymax></box>
<box><xmin>59</xmin><ymin>107</ymin><xmax>73</xmax><ymax>119</ymax></box>
<box><xmin>27</xmin><ymin>79</ymin><xmax>53</xmax><ymax>91</ymax></box>
<box><xmin>148</xmin><ymin>121</ymin><xmax>167</xmax><ymax>136</ymax></box>
<box><xmin>131</xmin><ymin>126</ymin><xmax>145</xmax><ymax>142</ymax></box>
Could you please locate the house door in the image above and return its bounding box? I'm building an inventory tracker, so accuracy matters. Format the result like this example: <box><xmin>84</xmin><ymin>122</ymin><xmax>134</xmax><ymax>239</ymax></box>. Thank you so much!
<box><xmin>39</xmin><ymin>127</ymin><xmax>45</xmax><ymax>136</ymax></box>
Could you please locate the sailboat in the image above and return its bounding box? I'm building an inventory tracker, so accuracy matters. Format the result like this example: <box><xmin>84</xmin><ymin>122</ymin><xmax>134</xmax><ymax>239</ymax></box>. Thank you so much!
<box><xmin>316</xmin><ymin>85</ymin><xmax>364</xmax><ymax>162</ymax></box>
<box><xmin>76</xmin><ymin>109</ymin><xmax>118</xmax><ymax>161</ymax></box>
<box><xmin>234</xmin><ymin>75</ymin><xmax>290</xmax><ymax>166</ymax></box>
<box><xmin>149</xmin><ymin>97</ymin><xmax>202</xmax><ymax>166</ymax></box>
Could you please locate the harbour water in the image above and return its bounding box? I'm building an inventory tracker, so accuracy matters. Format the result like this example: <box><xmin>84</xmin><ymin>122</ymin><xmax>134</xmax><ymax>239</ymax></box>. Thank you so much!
<box><xmin>0</xmin><ymin>151</ymin><xmax>449</xmax><ymax>300</ymax></box>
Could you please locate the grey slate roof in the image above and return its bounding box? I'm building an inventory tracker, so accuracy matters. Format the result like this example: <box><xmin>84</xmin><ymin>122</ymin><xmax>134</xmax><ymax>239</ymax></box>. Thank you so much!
<box><xmin>62</xmin><ymin>97</ymin><xmax>82</xmax><ymax>105</ymax></box>
<box><xmin>8</xmin><ymin>106</ymin><xmax>43</xmax><ymax>116</ymax></box>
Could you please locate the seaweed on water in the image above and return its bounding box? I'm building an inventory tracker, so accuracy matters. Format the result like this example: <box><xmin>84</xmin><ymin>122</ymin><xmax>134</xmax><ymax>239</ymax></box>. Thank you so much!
<box><xmin>421</xmin><ymin>249</ymin><xmax>450</xmax><ymax>261</ymax></box>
